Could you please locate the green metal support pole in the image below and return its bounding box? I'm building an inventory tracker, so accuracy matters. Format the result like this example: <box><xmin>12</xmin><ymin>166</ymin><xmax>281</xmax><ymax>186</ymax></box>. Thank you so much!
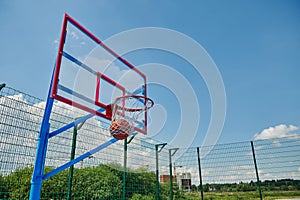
<box><xmin>122</xmin><ymin>138</ymin><xmax>128</xmax><ymax>200</ymax></box>
<box><xmin>122</xmin><ymin>135</ymin><xmax>135</xmax><ymax>200</ymax></box>
<box><xmin>67</xmin><ymin>125</ymin><xmax>78</xmax><ymax>200</ymax></box>
<box><xmin>155</xmin><ymin>143</ymin><xmax>167</xmax><ymax>200</ymax></box>
<box><xmin>67</xmin><ymin>118</ymin><xmax>86</xmax><ymax>200</ymax></box>
<box><xmin>169</xmin><ymin>148</ymin><xmax>178</xmax><ymax>200</ymax></box>
<box><xmin>155</xmin><ymin>145</ymin><xmax>159</xmax><ymax>200</ymax></box>
<box><xmin>0</xmin><ymin>83</ymin><xmax>6</xmax><ymax>91</ymax></box>
<box><xmin>251</xmin><ymin>141</ymin><xmax>263</xmax><ymax>200</ymax></box>
<box><xmin>169</xmin><ymin>150</ymin><xmax>173</xmax><ymax>200</ymax></box>
<box><xmin>197</xmin><ymin>147</ymin><xmax>204</xmax><ymax>200</ymax></box>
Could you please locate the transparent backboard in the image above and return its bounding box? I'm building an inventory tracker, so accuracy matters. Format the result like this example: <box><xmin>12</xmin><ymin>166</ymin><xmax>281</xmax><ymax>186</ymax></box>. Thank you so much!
<box><xmin>51</xmin><ymin>14</ymin><xmax>148</xmax><ymax>134</ymax></box>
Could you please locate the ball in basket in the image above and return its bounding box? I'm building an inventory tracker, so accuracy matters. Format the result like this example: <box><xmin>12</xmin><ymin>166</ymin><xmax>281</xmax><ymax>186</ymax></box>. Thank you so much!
<box><xmin>109</xmin><ymin>119</ymin><xmax>131</xmax><ymax>140</ymax></box>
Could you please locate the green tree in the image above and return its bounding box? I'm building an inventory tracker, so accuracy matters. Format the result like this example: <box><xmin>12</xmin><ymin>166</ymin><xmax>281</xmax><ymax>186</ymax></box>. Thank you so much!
<box><xmin>41</xmin><ymin>166</ymin><xmax>69</xmax><ymax>199</ymax></box>
<box><xmin>191</xmin><ymin>184</ymin><xmax>197</xmax><ymax>192</ymax></box>
<box><xmin>3</xmin><ymin>166</ymin><xmax>33</xmax><ymax>199</ymax></box>
<box><xmin>160</xmin><ymin>182</ymin><xmax>186</xmax><ymax>200</ymax></box>
<box><xmin>71</xmin><ymin>165</ymin><xmax>122</xmax><ymax>199</ymax></box>
<box><xmin>125</xmin><ymin>167</ymin><xmax>156</xmax><ymax>198</ymax></box>
<box><xmin>129</xmin><ymin>193</ymin><xmax>155</xmax><ymax>200</ymax></box>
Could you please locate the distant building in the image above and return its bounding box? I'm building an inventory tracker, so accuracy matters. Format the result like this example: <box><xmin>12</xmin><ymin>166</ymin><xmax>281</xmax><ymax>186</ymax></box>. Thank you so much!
<box><xmin>176</xmin><ymin>173</ymin><xmax>192</xmax><ymax>192</ymax></box>
<box><xmin>159</xmin><ymin>172</ymin><xmax>192</xmax><ymax>192</ymax></box>
<box><xmin>160</xmin><ymin>174</ymin><xmax>175</xmax><ymax>183</ymax></box>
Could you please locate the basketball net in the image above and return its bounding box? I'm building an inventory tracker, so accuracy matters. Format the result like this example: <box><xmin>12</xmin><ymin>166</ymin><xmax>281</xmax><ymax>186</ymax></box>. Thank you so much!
<box><xmin>110</xmin><ymin>95</ymin><xmax>154</xmax><ymax>139</ymax></box>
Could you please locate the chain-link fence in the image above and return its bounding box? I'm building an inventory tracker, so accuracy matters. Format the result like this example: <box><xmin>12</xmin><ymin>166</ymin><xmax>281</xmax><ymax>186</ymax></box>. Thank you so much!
<box><xmin>157</xmin><ymin>139</ymin><xmax>300</xmax><ymax>199</ymax></box>
<box><xmin>0</xmin><ymin>85</ymin><xmax>299</xmax><ymax>199</ymax></box>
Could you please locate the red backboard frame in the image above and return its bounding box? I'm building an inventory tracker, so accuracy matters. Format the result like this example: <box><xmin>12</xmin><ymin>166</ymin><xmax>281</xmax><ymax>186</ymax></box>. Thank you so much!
<box><xmin>50</xmin><ymin>13</ymin><xmax>148</xmax><ymax>134</ymax></box>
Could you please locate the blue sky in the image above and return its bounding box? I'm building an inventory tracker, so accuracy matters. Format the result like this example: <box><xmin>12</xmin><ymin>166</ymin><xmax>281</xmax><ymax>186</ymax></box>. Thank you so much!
<box><xmin>0</xmin><ymin>1</ymin><xmax>300</xmax><ymax>146</ymax></box>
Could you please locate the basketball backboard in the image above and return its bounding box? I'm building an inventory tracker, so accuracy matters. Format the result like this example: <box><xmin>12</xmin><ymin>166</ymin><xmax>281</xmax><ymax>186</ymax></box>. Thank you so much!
<box><xmin>51</xmin><ymin>14</ymin><xmax>148</xmax><ymax>134</ymax></box>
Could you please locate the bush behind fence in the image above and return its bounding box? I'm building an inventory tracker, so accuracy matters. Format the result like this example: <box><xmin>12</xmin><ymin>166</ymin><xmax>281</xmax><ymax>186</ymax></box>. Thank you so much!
<box><xmin>0</xmin><ymin>86</ymin><xmax>299</xmax><ymax>199</ymax></box>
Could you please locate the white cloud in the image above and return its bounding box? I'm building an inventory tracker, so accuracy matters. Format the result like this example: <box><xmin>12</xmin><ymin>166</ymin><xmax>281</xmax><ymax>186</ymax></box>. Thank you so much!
<box><xmin>0</xmin><ymin>93</ymin><xmax>119</xmax><ymax>174</ymax></box>
<box><xmin>70</xmin><ymin>31</ymin><xmax>80</xmax><ymax>40</ymax></box>
<box><xmin>272</xmin><ymin>140</ymin><xmax>282</xmax><ymax>147</ymax></box>
<box><xmin>254</xmin><ymin>124</ymin><xmax>299</xmax><ymax>140</ymax></box>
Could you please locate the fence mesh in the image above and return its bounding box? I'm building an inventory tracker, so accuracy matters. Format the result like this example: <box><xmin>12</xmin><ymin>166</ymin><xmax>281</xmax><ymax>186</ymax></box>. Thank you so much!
<box><xmin>0</xmin><ymin>86</ymin><xmax>299</xmax><ymax>199</ymax></box>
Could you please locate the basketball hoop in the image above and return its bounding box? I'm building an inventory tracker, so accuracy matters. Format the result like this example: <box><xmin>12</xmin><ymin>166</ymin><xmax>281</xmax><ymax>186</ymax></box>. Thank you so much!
<box><xmin>109</xmin><ymin>95</ymin><xmax>154</xmax><ymax>140</ymax></box>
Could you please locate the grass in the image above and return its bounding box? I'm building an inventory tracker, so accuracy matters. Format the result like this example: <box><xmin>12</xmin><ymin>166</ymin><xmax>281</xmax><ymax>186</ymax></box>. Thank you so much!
<box><xmin>181</xmin><ymin>190</ymin><xmax>300</xmax><ymax>200</ymax></box>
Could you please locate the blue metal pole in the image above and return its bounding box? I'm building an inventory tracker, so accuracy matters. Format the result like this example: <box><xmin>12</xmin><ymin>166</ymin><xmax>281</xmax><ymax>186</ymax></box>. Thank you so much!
<box><xmin>29</xmin><ymin>67</ymin><xmax>55</xmax><ymax>200</ymax></box>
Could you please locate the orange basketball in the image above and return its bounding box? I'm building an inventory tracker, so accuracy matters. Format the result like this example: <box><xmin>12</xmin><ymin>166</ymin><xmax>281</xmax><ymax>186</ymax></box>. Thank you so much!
<box><xmin>109</xmin><ymin>119</ymin><xmax>131</xmax><ymax>140</ymax></box>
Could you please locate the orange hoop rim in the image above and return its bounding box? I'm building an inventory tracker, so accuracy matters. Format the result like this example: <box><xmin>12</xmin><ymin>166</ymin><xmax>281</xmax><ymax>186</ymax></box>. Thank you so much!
<box><xmin>113</xmin><ymin>95</ymin><xmax>154</xmax><ymax>112</ymax></box>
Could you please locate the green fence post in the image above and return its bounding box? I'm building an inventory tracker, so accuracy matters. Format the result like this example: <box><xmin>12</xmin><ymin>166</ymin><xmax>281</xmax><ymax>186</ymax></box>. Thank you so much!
<box><xmin>123</xmin><ymin>135</ymin><xmax>135</xmax><ymax>200</ymax></box>
<box><xmin>169</xmin><ymin>148</ymin><xmax>179</xmax><ymax>200</ymax></box>
<box><xmin>251</xmin><ymin>141</ymin><xmax>263</xmax><ymax>200</ymax></box>
<box><xmin>155</xmin><ymin>143</ymin><xmax>167</xmax><ymax>200</ymax></box>
<box><xmin>67</xmin><ymin>118</ymin><xmax>86</xmax><ymax>200</ymax></box>
<box><xmin>197</xmin><ymin>147</ymin><xmax>204</xmax><ymax>200</ymax></box>
<box><xmin>0</xmin><ymin>83</ymin><xmax>5</xmax><ymax>91</ymax></box>
<box><xmin>67</xmin><ymin>125</ymin><xmax>78</xmax><ymax>200</ymax></box>
<box><xmin>169</xmin><ymin>148</ymin><xmax>178</xmax><ymax>200</ymax></box>
<box><xmin>122</xmin><ymin>138</ymin><xmax>128</xmax><ymax>200</ymax></box>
